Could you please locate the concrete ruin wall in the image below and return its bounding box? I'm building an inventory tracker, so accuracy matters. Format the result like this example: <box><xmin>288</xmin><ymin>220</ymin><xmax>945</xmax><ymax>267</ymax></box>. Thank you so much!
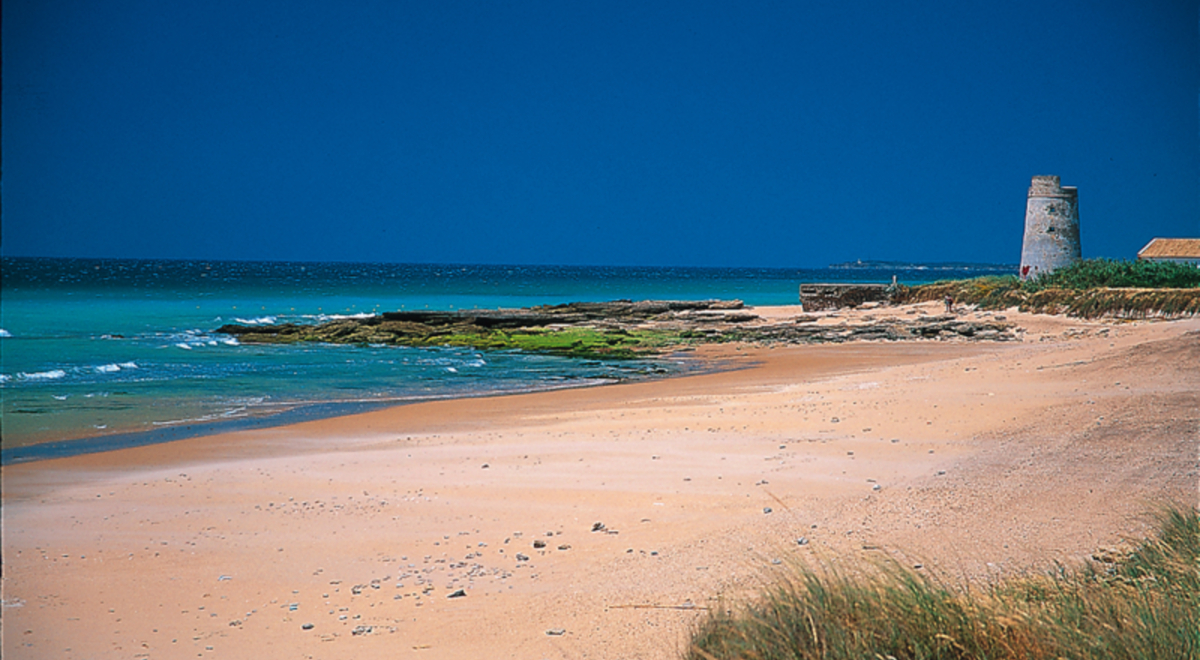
<box><xmin>1020</xmin><ymin>175</ymin><xmax>1081</xmax><ymax>280</ymax></box>
<box><xmin>799</xmin><ymin>283</ymin><xmax>892</xmax><ymax>311</ymax></box>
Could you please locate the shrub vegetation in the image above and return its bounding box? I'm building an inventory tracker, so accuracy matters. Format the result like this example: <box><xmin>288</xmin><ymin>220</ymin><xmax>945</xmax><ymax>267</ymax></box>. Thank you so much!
<box><xmin>1028</xmin><ymin>258</ymin><xmax>1200</xmax><ymax>290</ymax></box>
<box><xmin>897</xmin><ymin>259</ymin><xmax>1200</xmax><ymax>318</ymax></box>
<box><xmin>687</xmin><ymin>506</ymin><xmax>1199</xmax><ymax>660</ymax></box>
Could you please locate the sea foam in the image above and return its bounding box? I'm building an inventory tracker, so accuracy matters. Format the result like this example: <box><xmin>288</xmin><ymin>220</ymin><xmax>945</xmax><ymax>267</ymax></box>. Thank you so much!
<box><xmin>20</xmin><ymin>369</ymin><xmax>67</xmax><ymax>380</ymax></box>
<box><xmin>95</xmin><ymin>362</ymin><xmax>139</xmax><ymax>373</ymax></box>
<box><xmin>234</xmin><ymin>316</ymin><xmax>277</xmax><ymax>325</ymax></box>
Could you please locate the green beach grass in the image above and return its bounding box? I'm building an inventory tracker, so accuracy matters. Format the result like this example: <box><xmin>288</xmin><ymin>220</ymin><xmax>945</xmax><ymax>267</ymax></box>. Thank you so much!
<box><xmin>899</xmin><ymin>259</ymin><xmax>1200</xmax><ymax>319</ymax></box>
<box><xmin>686</xmin><ymin>506</ymin><xmax>1199</xmax><ymax>660</ymax></box>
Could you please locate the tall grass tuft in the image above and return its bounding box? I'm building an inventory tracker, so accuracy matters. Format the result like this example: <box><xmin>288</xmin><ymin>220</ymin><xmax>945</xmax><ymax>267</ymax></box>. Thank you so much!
<box><xmin>687</xmin><ymin>506</ymin><xmax>1199</xmax><ymax>660</ymax></box>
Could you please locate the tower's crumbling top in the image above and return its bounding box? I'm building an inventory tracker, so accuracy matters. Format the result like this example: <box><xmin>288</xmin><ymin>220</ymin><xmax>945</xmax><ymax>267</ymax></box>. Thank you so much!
<box><xmin>1028</xmin><ymin>175</ymin><xmax>1077</xmax><ymax>199</ymax></box>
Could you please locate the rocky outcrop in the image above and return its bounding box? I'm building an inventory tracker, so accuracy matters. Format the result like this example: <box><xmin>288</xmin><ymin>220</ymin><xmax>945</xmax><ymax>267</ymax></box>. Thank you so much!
<box><xmin>713</xmin><ymin>315</ymin><xmax>1015</xmax><ymax>344</ymax></box>
<box><xmin>215</xmin><ymin>300</ymin><xmax>1016</xmax><ymax>358</ymax></box>
<box><xmin>377</xmin><ymin>299</ymin><xmax>754</xmax><ymax>328</ymax></box>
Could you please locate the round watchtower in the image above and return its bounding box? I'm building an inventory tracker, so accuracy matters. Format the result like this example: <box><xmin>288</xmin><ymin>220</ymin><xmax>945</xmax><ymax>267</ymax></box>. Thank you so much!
<box><xmin>1020</xmin><ymin>175</ymin><xmax>1080</xmax><ymax>280</ymax></box>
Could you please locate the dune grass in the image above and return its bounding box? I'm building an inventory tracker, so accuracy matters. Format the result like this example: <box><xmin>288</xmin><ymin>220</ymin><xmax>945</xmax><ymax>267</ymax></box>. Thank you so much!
<box><xmin>897</xmin><ymin>259</ymin><xmax>1200</xmax><ymax>319</ymax></box>
<box><xmin>687</xmin><ymin>506</ymin><xmax>1199</xmax><ymax>660</ymax></box>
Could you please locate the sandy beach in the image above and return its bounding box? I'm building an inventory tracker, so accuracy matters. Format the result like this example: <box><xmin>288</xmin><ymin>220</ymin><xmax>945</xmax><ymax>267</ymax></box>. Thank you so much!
<box><xmin>2</xmin><ymin>301</ymin><xmax>1197</xmax><ymax>660</ymax></box>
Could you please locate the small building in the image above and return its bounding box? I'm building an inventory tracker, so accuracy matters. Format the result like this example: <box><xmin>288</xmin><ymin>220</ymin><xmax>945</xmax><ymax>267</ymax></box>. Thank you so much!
<box><xmin>1136</xmin><ymin>238</ymin><xmax>1200</xmax><ymax>266</ymax></box>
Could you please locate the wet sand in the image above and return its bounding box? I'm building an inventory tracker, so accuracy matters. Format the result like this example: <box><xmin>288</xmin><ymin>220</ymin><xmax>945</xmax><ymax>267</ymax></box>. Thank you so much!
<box><xmin>3</xmin><ymin>302</ymin><xmax>1197</xmax><ymax>659</ymax></box>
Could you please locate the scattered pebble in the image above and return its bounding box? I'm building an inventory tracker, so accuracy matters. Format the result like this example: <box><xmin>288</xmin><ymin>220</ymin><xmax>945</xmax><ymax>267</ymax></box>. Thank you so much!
<box><xmin>532</xmin><ymin>540</ymin><xmax>546</xmax><ymax>549</ymax></box>
<box><xmin>302</xmin><ymin>623</ymin><xmax>314</xmax><ymax>630</ymax></box>
<box><xmin>591</xmin><ymin>522</ymin><xmax>606</xmax><ymax>532</ymax></box>
<box><xmin>763</xmin><ymin>507</ymin><xmax>772</xmax><ymax>514</ymax></box>
<box><xmin>447</xmin><ymin>589</ymin><xmax>466</xmax><ymax>598</ymax></box>
<box><xmin>796</xmin><ymin>537</ymin><xmax>809</xmax><ymax>546</ymax></box>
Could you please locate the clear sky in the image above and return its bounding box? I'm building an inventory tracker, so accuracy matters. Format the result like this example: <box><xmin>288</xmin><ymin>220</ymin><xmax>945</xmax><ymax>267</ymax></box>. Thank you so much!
<box><xmin>3</xmin><ymin>0</ymin><xmax>1197</xmax><ymax>268</ymax></box>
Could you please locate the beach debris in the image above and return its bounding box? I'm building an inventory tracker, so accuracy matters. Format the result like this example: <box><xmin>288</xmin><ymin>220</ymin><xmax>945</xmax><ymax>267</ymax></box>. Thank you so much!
<box><xmin>218</xmin><ymin>575</ymin><xmax>232</xmax><ymax>581</ymax></box>
<box><xmin>546</xmin><ymin>628</ymin><xmax>566</xmax><ymax>636</ymax></box>
<box><xmin>447</xmin><ymin>589</ymin><xmax>466</xmax><ymax>598</ymax></box>
<box><xmin>351</xmin><ymin>625</ymin><xmax>374</xmax><ymax>636</ymax></box>
<box><xmin>872</xmin><ymin>484</ymin><xmax>882</xmax><ymax>491</ymax></box>
<box><xmin>591</xmin><ymin>522</ymin><xmax>606</xmax><ymax>532</ymax></box>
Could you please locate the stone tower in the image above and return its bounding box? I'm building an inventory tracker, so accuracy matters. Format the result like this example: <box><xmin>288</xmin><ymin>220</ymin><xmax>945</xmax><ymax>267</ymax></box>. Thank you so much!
<box><xmin>1020</xmin><ymin>175</ymin><xmax>1080</xmax><ymax>280</ymax></box>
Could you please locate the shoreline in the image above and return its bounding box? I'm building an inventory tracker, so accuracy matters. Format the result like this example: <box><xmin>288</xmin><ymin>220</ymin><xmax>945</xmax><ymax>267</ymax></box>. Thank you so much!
<box><xmin>0</xmin><ymin>299</ymin><xmax>973</xmax><ymax>464</ymax></box>
<box><xmin>3</xmin><ymin>302</ymin><xmax>1196</xmax><ymax>659</ymax></box>
<box><xmin>0</xmin><ymin>369</ymin><xmax>689</xmax><ymax>467</ymax></box>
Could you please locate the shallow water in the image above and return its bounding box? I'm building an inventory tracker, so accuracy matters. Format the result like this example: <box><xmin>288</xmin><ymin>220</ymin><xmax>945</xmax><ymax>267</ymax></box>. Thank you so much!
<box><xmin>0</xmin><ymin>258</ymin><xmax>1005</xmax><ymax>462</ymax></box>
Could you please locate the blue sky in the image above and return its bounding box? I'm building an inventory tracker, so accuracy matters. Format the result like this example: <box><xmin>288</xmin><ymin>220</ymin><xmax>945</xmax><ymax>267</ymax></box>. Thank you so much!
<box><xmin>3</xmin><ymin>0</ymin><xmax>1197</xmax><ymax>267</ymax></box>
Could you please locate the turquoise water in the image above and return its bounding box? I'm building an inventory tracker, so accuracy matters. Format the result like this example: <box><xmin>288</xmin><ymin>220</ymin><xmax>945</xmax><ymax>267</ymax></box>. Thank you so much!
<box><xmin>0</xmin><ymin>258</ymin><xmax>1004</xmax><ymax>463</ymax></box>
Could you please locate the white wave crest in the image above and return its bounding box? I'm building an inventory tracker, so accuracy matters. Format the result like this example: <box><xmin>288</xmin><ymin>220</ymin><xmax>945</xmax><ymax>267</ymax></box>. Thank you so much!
<box><xmin>220</xmin><ymin>337</ymin><xmax>240</xmax><ymax>346</ymax></box>
<box><xmin>234</xmin><ymin>316</ymin><xmax>277</xmax><ymax>325</ymax></box>
<box><xmin>119</xmin><ymin>361</ymin><xmax>139</xmax><ymax>369</ymax></box>
<box><xmin>20</xmin><ymin>369</ymin><xmax>67</xmax><ymax>380</ymax></box>
<box><xmin>309</xmin><ymin>313</ymin><xmax>373</xmax><ymax>322</ymax></box>
<box><xmin>176</xmin><ymin>343</ymin><xmax>193</xmax><ymax>350</ymax></box>
<box><xmin>95</xmin><ymin>363</ymin><xmax>122</xmax><ymax>373</ymax></box>
<box><xmin>0</xmin><ymin>329</ymin><xmax>12</xmax><ymax>338</ymax></box>
<box><xmin>0</xmin><ymin>374</ymin><xmax>10</xmax><ymax>383</ymax></box>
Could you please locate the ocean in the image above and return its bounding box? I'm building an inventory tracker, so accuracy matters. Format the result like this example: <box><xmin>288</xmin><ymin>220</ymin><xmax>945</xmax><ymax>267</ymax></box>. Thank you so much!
<box><xmin>0</xmin><ymin>258</ymin><xmax>1004</xmax><ymax>464</ymax></box>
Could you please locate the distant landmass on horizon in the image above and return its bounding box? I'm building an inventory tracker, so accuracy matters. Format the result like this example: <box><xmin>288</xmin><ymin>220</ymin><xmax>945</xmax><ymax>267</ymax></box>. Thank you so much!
<box><xmin>828</xmin><ymin>260</ymin><xmax>1017</xmax><ymax>271</ymax></box>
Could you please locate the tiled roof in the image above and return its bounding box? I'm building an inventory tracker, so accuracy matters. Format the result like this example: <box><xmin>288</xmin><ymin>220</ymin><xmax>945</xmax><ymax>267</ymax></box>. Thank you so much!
<box><xmin>1137</xmin><ymin>238</ymin><xmax>1200</xmax><ymax>259</ymax></box>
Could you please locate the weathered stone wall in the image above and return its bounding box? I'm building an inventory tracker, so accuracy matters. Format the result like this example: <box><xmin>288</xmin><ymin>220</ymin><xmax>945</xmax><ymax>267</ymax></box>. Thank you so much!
<box><xmin>799</xmin><ymin>283</ymin><xmax>892</xmax><ymax>311</ymax></box>
<box><xmin>1020</xmin><ymin>175</ymin><xmax>1081</xmax><ymax>280</ymax></box>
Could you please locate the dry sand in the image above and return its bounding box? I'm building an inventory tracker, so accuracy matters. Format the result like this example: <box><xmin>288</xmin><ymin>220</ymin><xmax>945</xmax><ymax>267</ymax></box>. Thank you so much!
<box><xmin>3</xmin><ymin>302</ymin><xmax>1197</xmax><ymax>659</ymax></box>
